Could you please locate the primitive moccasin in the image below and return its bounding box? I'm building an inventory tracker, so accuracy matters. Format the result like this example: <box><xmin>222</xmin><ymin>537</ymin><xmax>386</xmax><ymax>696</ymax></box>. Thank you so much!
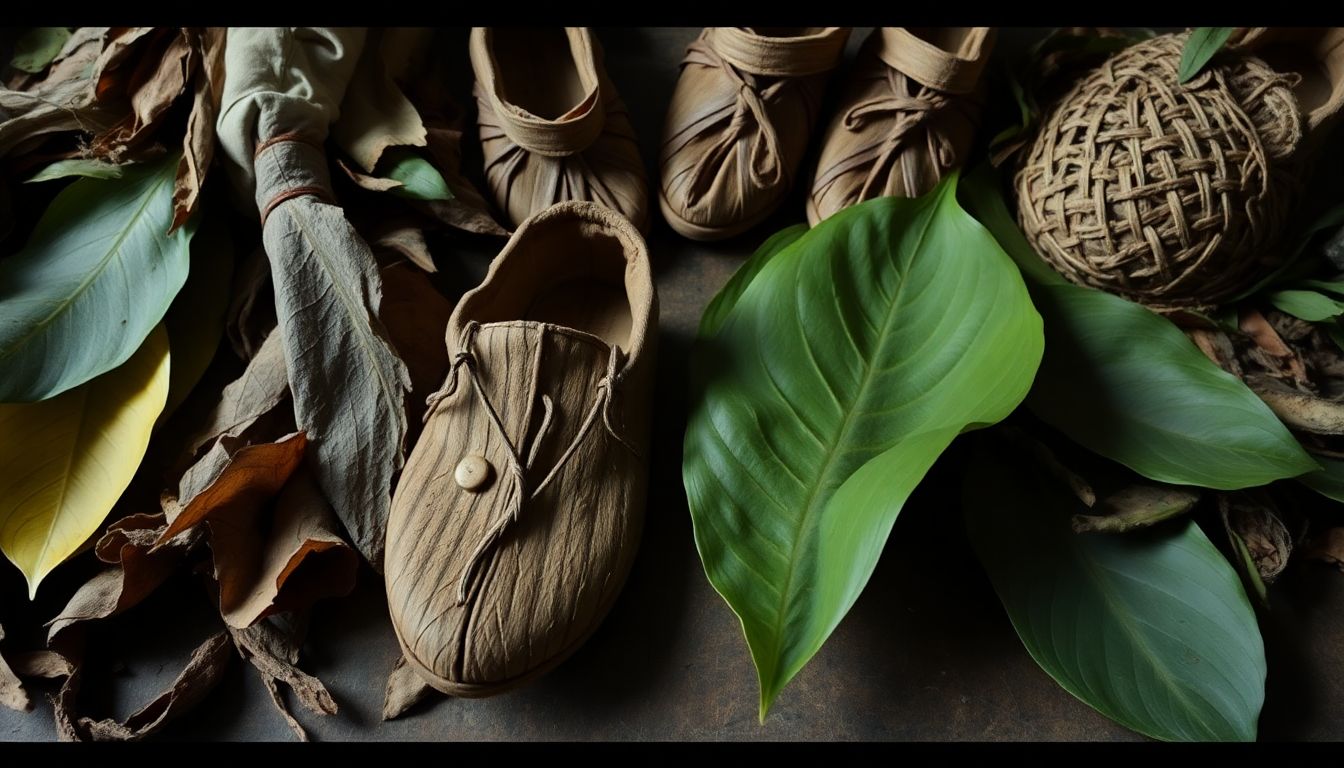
<box><xmin>807</xmin><ymin>27</ymin><xmax>994</xmax><ymax>226</ymax></box>
<box><xmin>386</xmin><ymin>201</ymin><xmax>657</xmax><ymax>697</ymax></box>
<box><xmin>470</xmin><ymin>27</ymin><xmax>649</xmax><ymax>232</ymax></box>
<box><xmin>659</xmin><ymin>27</ymin><xmax>849</xmax><ymax>241</ymax></box>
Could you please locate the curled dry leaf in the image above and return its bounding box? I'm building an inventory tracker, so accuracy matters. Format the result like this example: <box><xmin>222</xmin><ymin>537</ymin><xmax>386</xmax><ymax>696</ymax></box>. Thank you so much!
<box><xmin>382</xmin><ymin>654</ymin><xmax>434</xmax><ymax>721</ymax></box>
<box><xmin>1072</xmin><ymin>484</ymin><xmax>1202</xmax><ymax>534</ymax></box>
<box><xmin>80</xmin><ymin>632</ymin><xmax>233</xmax><ymax>742</ymax></box>
<box><xmin>217</xmin><ymin>467</ymin><xmax>358</xmax><ymax>629</ymax></box>
<box><xmin>1246</xmin><ymin>374</ymin><xmax>1344</xmax><ymax>436</ymax></box>
<box><xmin>1221</xmin><ymin>493</ymin><xmax>1293</xmax><ymax>585</ymax></box>
<box><xmin>183</xmin><ymin>330</ymin><xmax>289</xmax><ymax>458</ymax></box>
<box><xmin>420</xmin><ymin>126</ymin><xmax>509</xmax><ymax>236</ymax></box>
<box><xmin>1</xmin><ymin>623</ymin><xmax>32</xmax><ymax>712</ymax></box>
<box><xmin>332</xmin><ymin>28</ymin><xmax>428</xmax><ymax>174</ymax></box>
<box><xmin>170</xmin><ymin>27</ymin><xmax>226</xmax><ymax>231</ymax></box>
<box><xmin>371</xmin><ymin>220</ymin><xmax>436</xmax><ymax>273</ymax></box>
<box><xmin>160</xmin><ymin>432</ymin><xmax>307</xmax><ymax>539</ymax></box>
<box><xmin>1304</xmin><ymin>528</ymin><xmax>1344</xmax><ymax>571</ymax></box>
<box><xmin>12</xmin><ymin>650</ymin><xmax>75</xmax><ymax>679</ymax></box>
<box><xmin>1187</xmin><ymin>327</ymin><xmax>1244</xmax><ymax>377</ymax></box>
<box><xmin>224</xmin><ymin>245</ymin><xmax>276</xmax><ymax>361</ymax></box>
<box><xmin>229</xmin><ymin>618</ymin><xmax>337</xmax><ymax>742</ymax></box>
<box><xmin>1240</xmin><ymin>309</ymin><xmax>1312</xmax><ymax>389</ymax></box>
<box><xmin>46</xmin><ymin>511</ymin><xmax>200</xmax><ymax>644</ymax></box>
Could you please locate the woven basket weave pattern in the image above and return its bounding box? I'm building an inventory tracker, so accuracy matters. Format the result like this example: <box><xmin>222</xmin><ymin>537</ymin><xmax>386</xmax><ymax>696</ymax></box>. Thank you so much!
<box><xmin>1016</xmin><ymin>34</ymin><xmax>1301</xmax><ymax>306</ymax></box>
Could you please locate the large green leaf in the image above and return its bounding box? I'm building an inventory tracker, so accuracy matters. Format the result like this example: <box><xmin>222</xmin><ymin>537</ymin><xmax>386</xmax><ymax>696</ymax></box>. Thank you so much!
<box><xmin>1299</xmin><ymin>453</ymin><xmax>1344</xmax><ymax>503</ymax></box>
<box><xmin>1027</xmin><ymin>284</ymin><xmax>1316</xmax><ymax>488</ymax></box>
<box><xmin>0</xmin><ymin>157</ymin><xmax>194</xmax><ymax>402</ymax></box>
<box><xmin>683</xmin><ymin>176</ymin><xmax>1044</xmax><ymax>718</ymax></box>
<box><xmin>964</xmin><ymin>447</ymin><xmax>1265</xmax><ymax>741</ymax></box>
<box><xmin>959</xmin><ymin>168</ymin><xmax>1316</xmax><ymax>489</ymax></box>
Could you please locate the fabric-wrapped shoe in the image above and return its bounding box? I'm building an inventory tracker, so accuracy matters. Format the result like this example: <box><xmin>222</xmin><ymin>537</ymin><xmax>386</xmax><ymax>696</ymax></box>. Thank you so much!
<box><xmin>807</xmin><ymin>27</ymin><xmax>994</xmax><ymax>226</ymax></box>
<box><xmin>470</xmin><ymin>27</ymin><xmax>649</xmax><ymax>231</ymax></box>
<box><xmin>659</xmin><ymin>27</ymin><xmax>849</xmax><ymax>240</ymax></box>
<box><xmin>385</xmin><ymin>201</ymin><xmax>657</xmax><ymax>696</ymax></box>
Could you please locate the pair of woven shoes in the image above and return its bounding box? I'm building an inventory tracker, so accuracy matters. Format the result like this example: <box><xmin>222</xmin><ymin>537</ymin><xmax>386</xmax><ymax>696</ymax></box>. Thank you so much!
<box><xmin>660</xmin><ymin>27</ymin><xmax>995</xmax><ymax>240</ymax></box>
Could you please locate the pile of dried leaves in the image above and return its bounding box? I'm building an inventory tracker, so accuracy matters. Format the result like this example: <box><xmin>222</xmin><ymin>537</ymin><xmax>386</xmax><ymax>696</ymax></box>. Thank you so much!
<box><xmin>0</xmin><ymin>27</ymin><xmax>503</xmax><ymax>740</ymax></box>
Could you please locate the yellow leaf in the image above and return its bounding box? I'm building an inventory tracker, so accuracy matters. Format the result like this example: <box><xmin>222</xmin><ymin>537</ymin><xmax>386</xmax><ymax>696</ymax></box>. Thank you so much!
<box><xmin>0</xmin><ymin>325</ymin><xmax>170</xmax><ymax>598</ymax></box>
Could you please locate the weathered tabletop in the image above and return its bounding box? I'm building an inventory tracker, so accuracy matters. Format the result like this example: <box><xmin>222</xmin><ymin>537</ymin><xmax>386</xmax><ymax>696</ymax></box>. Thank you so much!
<box><xmin>4</xmin><ymin>26</ymin><xmax>1343</xmax><ymax>742</ymax></box>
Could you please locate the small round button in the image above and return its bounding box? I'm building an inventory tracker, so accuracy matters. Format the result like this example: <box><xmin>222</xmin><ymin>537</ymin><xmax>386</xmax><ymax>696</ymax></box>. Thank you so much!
<box><xmin>454</xmin><ymin>455</ymin><xmax>493</xmax><ymax>492</ymax></box>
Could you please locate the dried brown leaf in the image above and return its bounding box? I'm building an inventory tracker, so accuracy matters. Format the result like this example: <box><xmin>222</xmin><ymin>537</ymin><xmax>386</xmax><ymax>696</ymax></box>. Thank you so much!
<box><xmin>1223</xmin><ymin>493</ymin><xmax>1293</xmax><ymax>583</ymax></box>
<box><xmin>1187</xmin><ymin>327</ymin><xmax>1243</xmax><ymax>376</ymax></box>
<box><xmin>171</xmin><ymin>27</ymin><xmax>226</xmax><ymax>231</ymax></box>
<box><xmin>332</xmin><ymin>28</ymin><xmax>428</xmax><ymax>173</ymax></box>
<box><xmin>1240</xmin><ymin>308</ymin><xmax>1312</xmax><ymax>388</ymax></box>
<box><xmin>372</xmin><ymin>221</ymin><xmax>436</xmax><ymax>273</ymax></box>
<box><xmin>224</xmin><ymin>245</ymin><xmax>276</xmax><ymax>361</ymax></box>
<box><xmin>229</xmin><ymin>618</ymin><xmax>337</xmax><ymax>741</ymax></box>
<box><xmin>382</xmin><ymin>654</ymin><xmax>434</xmax><ymax>720</ymax></box>
<box><xmin>89</xmin><ymin>29</ymin><xmax>193</xmax><ymax>163</ymax></box>
<box><xmin>1072</xmin><ymin>484</ymin><xmax>1202</xmax><ymax>533</ymax></box>
<box><xmin>1304</xmin><ymin>527</ymin><xmax>1344</xmax><ymax>571</ymax></box>
<box><xmin>1</xmin><ymin>623</ymin><xmax>32</xmax><ymax>712</ymax></box>
<box><xmin>1246</xmin><ymin>374</ymin><xmax>1344</xmax><ymax>435</ymax></box>
<box><xmin>420</xmin><ymin>126</ymin><xmax>509</xmax><ymax>237</ymax></box>
<box><xmin>218</xmin><ymin>467</ymin><xmax>358</xmax><ymax>629</ymax></box>
<box><xmin>47</xmin><ymin>512</ymin><xmax>200</xmax><ymax>644</ymax></box>
<box><xmin>337</xmin><ymin>156</ymin><xmax>403</xmax><ymax>193</ymax></box>
<box><xmin>13</xmin><ymin>650</ymin><xmax>75</xmax><ymax>679</ymax></box>
<box><xmin>80</xmin><ymin>632</ymin><xmax>233</xmax><ymax>741</ymax></box>
<box><xmin>378</xmin><ymin>261</ymin><xmax>452</xmax><ymax>428</ymax></box>
<box><xmin>184</xmin><ymin>330</ymin><xmax>289</xmax><ymax>456</ymax></box>
<box><xmin>160</xmin><ymin>431</ymin><xmax>308</xmax><ymax>542</ymax></box>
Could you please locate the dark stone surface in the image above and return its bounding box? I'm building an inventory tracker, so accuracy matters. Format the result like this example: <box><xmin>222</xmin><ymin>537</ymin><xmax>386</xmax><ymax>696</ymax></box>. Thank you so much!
<box><xmin>3</xmin><ymin>26</ymin><xmax>1343</xmax><ymax>742</ymax></box>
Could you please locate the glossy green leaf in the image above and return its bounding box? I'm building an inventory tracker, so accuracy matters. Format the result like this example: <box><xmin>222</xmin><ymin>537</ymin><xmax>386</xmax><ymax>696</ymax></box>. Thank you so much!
<box><xmin>1299</xmin><ymin>453</ymin><xmax>1344</xmax><ymax>503</ymax></box>
<box><xmin>684</xmin><ymin>176</ymin><xmax>1044</xmax><ymax>718</ymax></box>
<box><xmin>0</xmin><ymin>157</ymin><xmax>194</xmax><ymax>403</ymax></box>
<box><xmin>379</xmin><ymin>147</ymin><xmax>453</xmax><ymax>202</ymax></box>
<box><xmin>1178</xmin><ymin>27</ymin><xmax>1234</xmax><ymax>83</ymax></box>
<box><xmin>965</xmin><ymin>448</ymin><xmax>1266</xmax><ymax>742</ymax></box>
<box><xmin>959</xmin><ymin>168</ymin><xmax>1316</xmax><ymax>489</ymax></box>
<box><xmin>1027</xmin><ymin>283</ymin><xmax>1317</xmax><ymax>488</ymax></box>
<box><xmin>958</xmin><ymin>164</ymin><xmax>1065</xmax><ymax>286</ymax></box>
<box><xmin>9</xmin><ymin>27</ymin><xmax>70</xmax><ymax>73</ymax></box>
<box><xmin>1266</xmin><ymin>289</ymin><xmax>1344</xmax><ymax>322</ymax></box>
<box><xmin>25</xmin><ymin>158</ymin><xmax>126</xmax><ymax>183</ymax></box>
<box><xmin>698</xmin><ymin>224</ymin><xmax>806</xmax><ymax>337</ymax></box>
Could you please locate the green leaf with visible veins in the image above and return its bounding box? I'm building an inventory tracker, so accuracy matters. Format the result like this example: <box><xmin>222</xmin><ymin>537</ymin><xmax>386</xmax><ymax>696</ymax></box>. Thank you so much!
<box><xmin>683</xmin><ymin>174</ymin><xmax>1044</xmax><ymax>718</ymax></box>
<box><xmin>0</xmin><ymin>156</ymin><xmax>194</xmax><ymax>402</ymax></box>
<box><xmin>965</xmin><ymin>445</ymin><xmax>1265</xmax><ymax>741</ymax></box>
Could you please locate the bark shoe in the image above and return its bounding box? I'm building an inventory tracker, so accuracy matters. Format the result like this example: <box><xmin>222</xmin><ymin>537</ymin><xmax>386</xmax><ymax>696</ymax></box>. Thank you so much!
<box><xmin>385</xmin><ymin>201</ymin><xmax>657</xmax><ymax>696</ymax></box>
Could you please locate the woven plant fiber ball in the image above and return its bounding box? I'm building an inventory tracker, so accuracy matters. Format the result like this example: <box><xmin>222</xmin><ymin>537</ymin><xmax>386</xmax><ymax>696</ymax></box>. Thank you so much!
<box><xmin>1016</xmin><ymin>33</ymin><xmax>1303</xmax><ymax>307</ymax></box>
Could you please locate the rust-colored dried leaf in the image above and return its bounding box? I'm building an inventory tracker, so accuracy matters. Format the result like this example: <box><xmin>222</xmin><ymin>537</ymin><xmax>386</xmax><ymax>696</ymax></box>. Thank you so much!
<box><xmin>171</xmin><ymin>27</ymin><xmax>226</xmax><ymax>231</ymax></box>
<box><xmin>1305</xmin><ymin>527</ymin><xmax>1344</xmax><ymax>571</ymax></box>
<box><xmin>80</xmin><ymin>632</ymin><xmax>233</xmax><ymax>741</ymax></box>
<box><xmin>160</xmin><ymin>432</ymin><xmax>308</xmax><ymax>543</ymax></box>
<box><xmin>382</xmin><ymin>654</ymin><xmax>434</xmax><ymax>720</ymax></box>
<box><xmin>1240</xmin><ymin>308</ymin><xmax>1311</xmax><ymax>387</ymax></box>
<box><xmin>218</xmin><ymin>467</ymin><xmax>359</xmax><ymax>628</ymax></box>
